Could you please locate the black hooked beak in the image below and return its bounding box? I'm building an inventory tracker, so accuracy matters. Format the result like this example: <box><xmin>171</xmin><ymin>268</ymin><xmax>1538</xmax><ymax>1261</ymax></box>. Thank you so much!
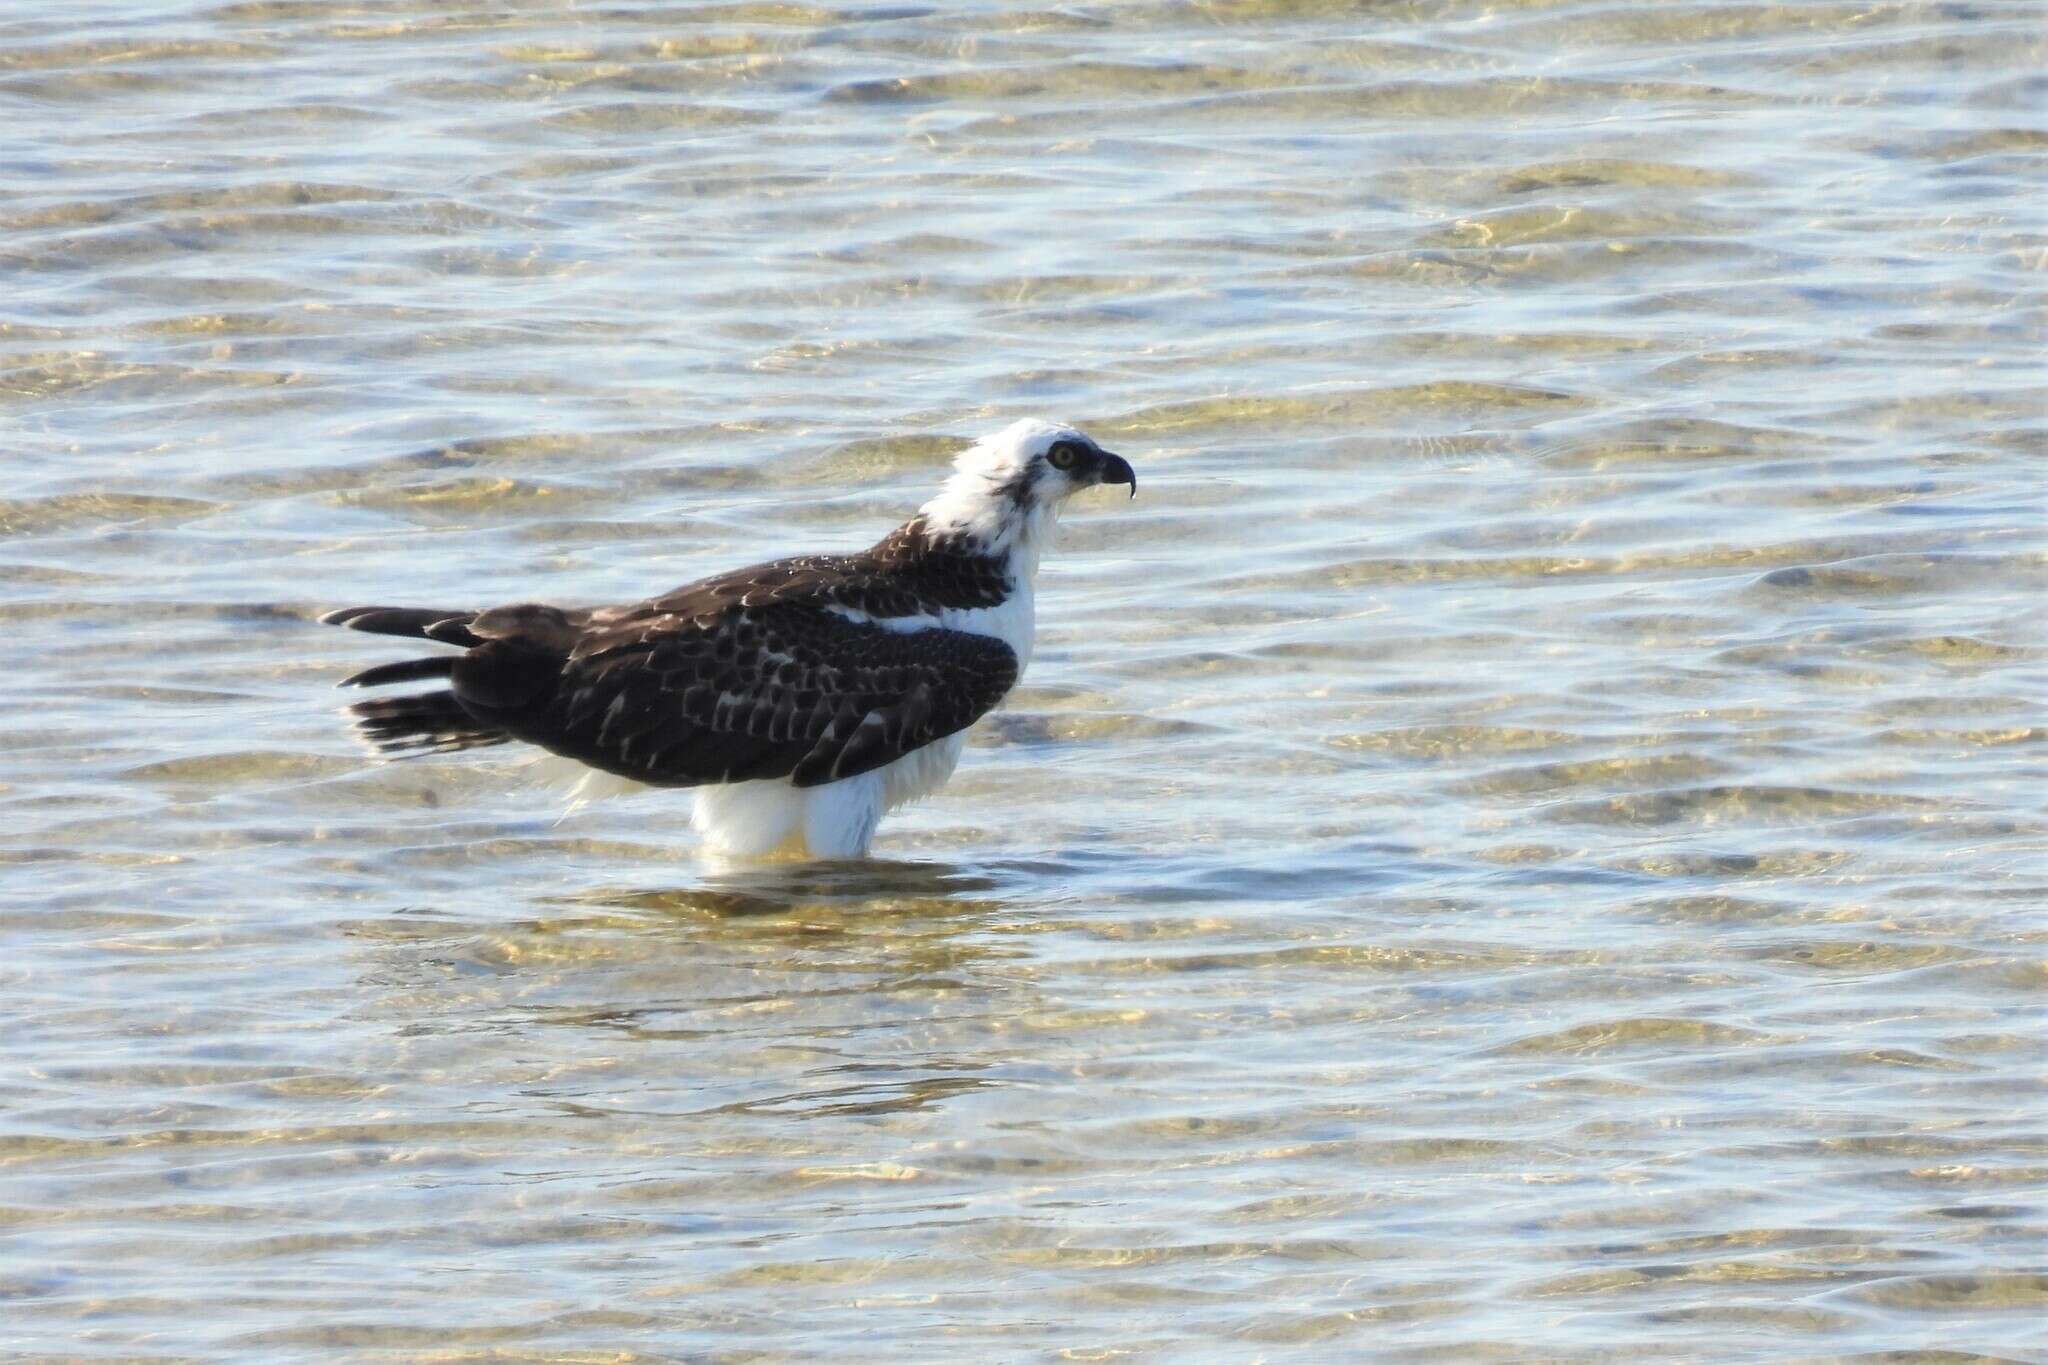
<box><xmin>1095</xmin><ymin>449</ymin><xmax>1137</xmax><ymax>498</ymax></box>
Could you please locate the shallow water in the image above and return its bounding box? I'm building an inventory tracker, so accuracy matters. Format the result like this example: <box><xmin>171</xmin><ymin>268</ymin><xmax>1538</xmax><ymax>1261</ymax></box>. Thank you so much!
<box><xmin>3</xmin><ymin>0</ymin><xmax>2045</xmax><ymax>1358</ymax></box>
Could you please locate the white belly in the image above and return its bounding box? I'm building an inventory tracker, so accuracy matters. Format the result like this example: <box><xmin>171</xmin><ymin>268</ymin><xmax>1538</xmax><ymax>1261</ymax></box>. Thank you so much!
<box><xmin>687</xmin><ymin>732</ymin><xmax>967</xmax><ymax>861</ymax></box>
<box><xmin>877</xmin><ymin>730</ymin><xmax>967</xmax><ymax>812</ymax></box>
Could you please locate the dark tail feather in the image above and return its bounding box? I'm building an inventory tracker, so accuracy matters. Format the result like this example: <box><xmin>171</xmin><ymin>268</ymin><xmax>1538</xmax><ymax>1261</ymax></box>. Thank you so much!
<box><xmin>345</xmin><ymin>690</ymin><xmax>508</xmax><ymax>757</ymax></box>
<box><xmin>339</xmin><ymin>656</ymin><xmax>456</xmax><ymax>689</ymax></box>
<box><xmin>321</xmin><ymin>605</ymin><xmax>482</xmax><ymax>648</ymax></box>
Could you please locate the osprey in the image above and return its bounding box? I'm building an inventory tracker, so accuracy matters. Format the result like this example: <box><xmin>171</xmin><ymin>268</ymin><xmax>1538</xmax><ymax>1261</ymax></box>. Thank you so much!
<box><xmin>321</xmin><ymin>419</ymin><xmax>1136</xmax><ymax>860</ymax></box>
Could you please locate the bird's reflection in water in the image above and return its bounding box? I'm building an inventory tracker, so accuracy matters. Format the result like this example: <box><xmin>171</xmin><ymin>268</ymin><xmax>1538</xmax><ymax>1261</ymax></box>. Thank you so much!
<box><xmin>351</xmin><ymin>856</ymin><xmax>1048</xmax><ymax>1124</ymax></box>
<box><xmin>561</xmin><ymin>855</ymin><xmax>1008</xmax><ymax>923</ymax></box>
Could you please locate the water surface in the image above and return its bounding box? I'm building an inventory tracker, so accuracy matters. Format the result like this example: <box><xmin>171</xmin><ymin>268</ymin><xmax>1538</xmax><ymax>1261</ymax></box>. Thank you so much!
<box><xmin>3</xmin><ymin>0</ymin><xmax>2045</xmax><ymax>1358</ymax></box>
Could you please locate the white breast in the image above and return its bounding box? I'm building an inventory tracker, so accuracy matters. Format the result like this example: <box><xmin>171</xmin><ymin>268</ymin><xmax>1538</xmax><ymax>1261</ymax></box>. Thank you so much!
<box><xmin>939</xmin><ymin>583</ymin><xmax>1036</xmax><ymax>668</ymax></box>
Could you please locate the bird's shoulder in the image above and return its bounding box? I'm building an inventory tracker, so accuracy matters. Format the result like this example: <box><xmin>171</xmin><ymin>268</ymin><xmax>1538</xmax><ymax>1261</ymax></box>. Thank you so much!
<box><xmin>641</xmin><ymin>549</ymin><xmax>897</xmax><ymax>621</ymax></box>
<box><xmin>576</xmin><ymin>520</ymin><xmax>1011</xmax><ymax>649</ymax></box>
<box><xmin>455</xmin><ymin>519</ymin><xmax>1015</xmax><ymax>670</ymax></box>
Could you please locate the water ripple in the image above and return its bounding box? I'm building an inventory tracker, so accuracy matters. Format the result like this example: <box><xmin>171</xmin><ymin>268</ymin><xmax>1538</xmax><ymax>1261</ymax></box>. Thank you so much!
<box><xmin>1</xmin><ymin>0</ymin><xmax>2042</xmax><ymax>1358</ymax></box>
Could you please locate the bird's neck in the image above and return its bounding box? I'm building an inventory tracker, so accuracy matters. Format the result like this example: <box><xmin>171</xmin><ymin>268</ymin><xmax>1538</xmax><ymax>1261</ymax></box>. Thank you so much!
<box><xmin>875</xmin><ymin>507</ymin><xmax>1051</xmax><ymax>594</ymax></box>
<box><xmin>984</xmin><ymin>505</ymin><xmax>1053</xmax><ymax>584</ymax></box>
<box><xmin>916</xmin><ymin>466</ymin><xmax>1062</xmax><ymax>569</ymax></box>
<box><xmin>865</xmin><ymin>514</ymin><xmax>1039</xmax><ymax>663</ymax></box>
<box><xmin>859</xmin><ymin>515</ymin><xmax>1014</xmax><ymax>609</ymax></box>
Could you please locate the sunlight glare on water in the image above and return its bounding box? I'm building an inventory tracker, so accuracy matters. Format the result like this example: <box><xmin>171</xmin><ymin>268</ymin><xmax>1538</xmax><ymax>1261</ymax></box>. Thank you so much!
<box><xmin>2</xmin><ymin>0</ymin><xmax>2044</xmax><ymax>1358</ymax></box>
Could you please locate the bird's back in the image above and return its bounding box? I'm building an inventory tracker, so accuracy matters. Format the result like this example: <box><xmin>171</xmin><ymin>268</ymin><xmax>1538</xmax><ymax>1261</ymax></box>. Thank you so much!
<box><xmin>324</xmin><ymin>520</ymin><xmax>1023</xmax><ymax>790</ymax></box>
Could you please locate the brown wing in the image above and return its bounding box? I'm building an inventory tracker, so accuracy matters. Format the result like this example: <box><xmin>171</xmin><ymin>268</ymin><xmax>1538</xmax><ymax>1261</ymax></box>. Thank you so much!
<box><xmin>326</xmin><ymin>524</ymin><xmax>1018</xmax><ymax>776</ymax></box>
<box><xmin>458</xmin><ymin>601</ymin><xmax>1018</xmax><ymax>789</ymax></box>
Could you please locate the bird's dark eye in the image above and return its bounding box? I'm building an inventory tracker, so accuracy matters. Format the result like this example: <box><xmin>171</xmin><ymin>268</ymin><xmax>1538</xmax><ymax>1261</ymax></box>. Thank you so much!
<box><xmin>1047</xmin><ymin>441</ymin><xmax>1083</xmax><ymax>470</ymax></box>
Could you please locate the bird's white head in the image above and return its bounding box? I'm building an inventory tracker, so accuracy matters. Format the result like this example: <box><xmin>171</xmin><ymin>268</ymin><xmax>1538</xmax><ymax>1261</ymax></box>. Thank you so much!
<box><xmin>918</xmin><ymin>418</ymin><xmax>1136</xmax><ymax>563</ymax></box>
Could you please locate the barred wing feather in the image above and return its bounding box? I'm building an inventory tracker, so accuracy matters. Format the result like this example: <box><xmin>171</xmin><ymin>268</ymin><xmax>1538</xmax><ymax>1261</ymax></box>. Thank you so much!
<box><xmin>469</xmin><ymin>602</ymin><xmax>1018</xmax><ymax>790</ymax></box>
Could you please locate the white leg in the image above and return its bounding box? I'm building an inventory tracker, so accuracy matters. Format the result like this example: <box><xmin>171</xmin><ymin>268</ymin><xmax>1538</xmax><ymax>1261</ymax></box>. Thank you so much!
<box><xmin>802</xmin><ymin>772</ymin><xmax>884</xmax><ymax>859</ymax></box>
<box><xmin>692</xmin><ymin>779</ymin><xmax>803</xmax><ymax>859</ymax></box>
